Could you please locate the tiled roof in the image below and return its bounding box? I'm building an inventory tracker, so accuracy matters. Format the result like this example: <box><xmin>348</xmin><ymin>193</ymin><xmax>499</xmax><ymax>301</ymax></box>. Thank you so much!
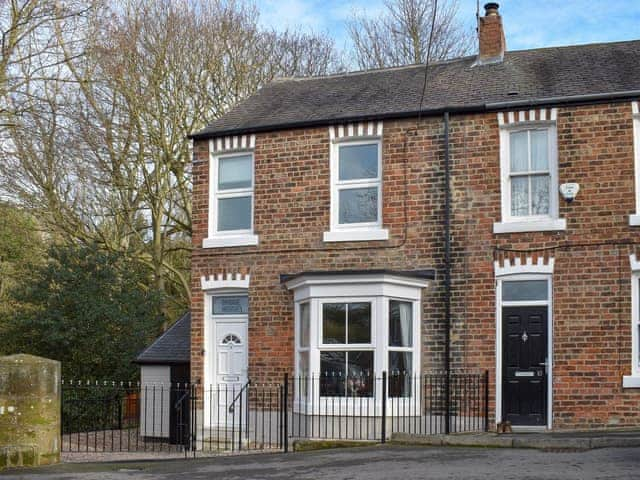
<box><xmin>135</xmin><ymin>312</ymin><xmax>190</xmax><ymax>365</ymax></box>
<box><xmin>192</xmin><ymin>40</ymin><xmax>640</xmax><ymax>139</ymax></box>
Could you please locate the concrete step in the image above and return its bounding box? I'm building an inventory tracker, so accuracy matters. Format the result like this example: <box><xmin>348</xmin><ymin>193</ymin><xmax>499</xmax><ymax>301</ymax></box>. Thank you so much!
<box><xmin>391</xmin><ymin>431</ymin><xmax>640</xmax><ymax>451</ymax></box>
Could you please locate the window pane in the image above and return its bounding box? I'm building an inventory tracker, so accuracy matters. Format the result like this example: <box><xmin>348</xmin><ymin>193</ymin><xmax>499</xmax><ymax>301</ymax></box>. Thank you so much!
<box><xmin>322</xmin><ymin>303</ymin><xmax>346</xmax><ymax>344</ymax></box>
<box><xmin>339</xmin><ymin>187</ymin><xmax>378</xmax><ymax>224</ymax></box>
<box><xmin>320</xmin><ymin>351</ymin><xmax>345</xmax><ymax>396</ymax></box>
<box><xmin>217</xmin><ymin>196</ymin><xmax>251</xmax><ymax>231</ymax></box>
<box><xmin>348</xmin><ymin>303</ymin><xmax>371</xmax><ymax>344</ymax></box>
<box><xmin>510</xmin><ymin>176</ymin><xmax>529</xmax><ymax>216</ymax></box>
<box><xmin>338</xmin><ymin>144</ymin><xmax>378</xmax><ymax>180</ymax></box>
<box><xmin>389</xmin><ymin>352</ymin><xmax>412</xmax><ymax>397</ymax></box>
<box><xmin>502</xmin><ymin>280</ymin><xmax>548</xmax><ymax>301</ymax></box>
<box><xmin>212</xmin><ymin>295</ymin><xmax>248</xmax><ymax>315</ymax></box>
<box><xmin>298</xmin><ymin>351</ymin><xmax>309</xmax><ymax>397</ymax></box>
<box><xmin>510</xmin><ymin>131</ymin><xmax>528</xmax><ymax>172</ymax></box>
<box><xmin>530</xmin><ymin>130</ymin><xmax>549</xmax><ymax>170</ymax></box>
<box><xmin>389</xmin><ymin>301</ymin><xmax>412</xmax><ymax>347</ymax></box>
<box><xmin>531</xmin><ymin>175</ymin><xmax>550</xmax><ymax>215</ymax></box>
<box><xmin>299</xmin><ymin>303</ymin><xmax>310</xmax><ymax>348</ymax></box>
<box><xmin>347</xmin><ymin>351</ymin><xmax>374</xmax><ymax>397</ymax></box>
<box><xmin>218</xmin><ymin>155</ymin><xmax>252</xmax><ymax>190</ymax></box>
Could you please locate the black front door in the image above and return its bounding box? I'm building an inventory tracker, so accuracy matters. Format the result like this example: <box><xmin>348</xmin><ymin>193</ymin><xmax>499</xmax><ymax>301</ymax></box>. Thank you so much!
<box><xmin>502</xmin><ymin>306</ymin><xmax>548</xmax><ymax>426</ymax></box>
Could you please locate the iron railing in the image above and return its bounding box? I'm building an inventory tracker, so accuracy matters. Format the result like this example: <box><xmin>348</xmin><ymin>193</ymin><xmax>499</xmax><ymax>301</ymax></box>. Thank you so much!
<box><xmin>61</xmin><ymin>380</ymin><xmax>193</xmax><ymax>454</ymax></box>
<box><xmin>288</xmin><ymin>371</ymin><xmax>489</xmax><ymax>441</ymax></box>
<box><xmin>60</xmin><ymin>371</ymin><xmax>488</xmax><ymax>456</ymax></box>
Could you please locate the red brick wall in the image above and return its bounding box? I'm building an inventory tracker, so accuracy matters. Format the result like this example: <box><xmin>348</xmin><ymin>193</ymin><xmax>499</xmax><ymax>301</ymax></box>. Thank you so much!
<box><xmin>191</xmin><ymin>101</ymin><xmax>640</xmax><ymax>429</ymax></box>
<box><xmin>478</xmin><ymin>14</ymin><xmax>506</xmax><ymax>61</ymax></box>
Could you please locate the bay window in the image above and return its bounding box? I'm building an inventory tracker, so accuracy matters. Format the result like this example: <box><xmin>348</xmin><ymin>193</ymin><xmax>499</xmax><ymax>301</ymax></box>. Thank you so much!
<box><xmin>285</xmin><ymin>271</ymin><xmax>431</xmax><ymax>414</ymax></box>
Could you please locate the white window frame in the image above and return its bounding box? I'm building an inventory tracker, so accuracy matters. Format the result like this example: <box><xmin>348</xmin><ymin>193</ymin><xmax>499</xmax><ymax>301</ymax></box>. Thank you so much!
<box><xmin>494</xmin><ymin>121</ymin><xmax>566</xmax><ymax>234</ymax></box>
<box><xmin>623</xmin><ymin>254</ymin><xmax>640</xmax><ymax>387</ymax></box>
<box><xmin>324</xmin><ymin>139</ymin><xmax>389</xmax><ymax>242</ymax></box>
<box><xmin>296</xmin><ymin>302</ymin><xmax>311</xmax><ymax>399</ymax></box>
<box><xmin>203</xmin><ymin>148</ymin><xmax>258</xmax><ymax>248</ymax></box>
<box><xmin>285</xmin><ymin>273</ymin><xmax>427</xmax><ymax>416</ymax></box>
<box><xmin>630</xmin><ymin>102</ymin><xmax>640</xmax><ymax>226</ymax></box>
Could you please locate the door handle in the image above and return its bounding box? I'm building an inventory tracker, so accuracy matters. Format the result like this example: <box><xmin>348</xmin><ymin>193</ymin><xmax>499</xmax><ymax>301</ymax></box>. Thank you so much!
<box><xmin>539</xmin><ymin>362</ymin><xmax>547</xmax><ymax>366</ymax></box>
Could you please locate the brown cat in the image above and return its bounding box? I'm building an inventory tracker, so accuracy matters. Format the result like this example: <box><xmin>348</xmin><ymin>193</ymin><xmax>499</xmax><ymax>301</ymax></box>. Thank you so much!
<box><xmin>496</xmin><ymin>421</ymin><xmax>513</xmax><ymax>434</ymax></box>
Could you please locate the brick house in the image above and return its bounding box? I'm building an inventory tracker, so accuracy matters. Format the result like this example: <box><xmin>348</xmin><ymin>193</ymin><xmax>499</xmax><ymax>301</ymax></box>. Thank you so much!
<box><xmin>188</xmin><ymin>3</ymin><xmax>640</xmax><ymax>431</ymax></box>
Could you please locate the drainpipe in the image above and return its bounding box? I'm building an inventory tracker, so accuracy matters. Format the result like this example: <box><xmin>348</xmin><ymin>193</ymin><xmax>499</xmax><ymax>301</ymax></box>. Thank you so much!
<box><xmin>443</xmin><ymin>111</ymin><xmax>451</xmax><ymax>434</ymax></box>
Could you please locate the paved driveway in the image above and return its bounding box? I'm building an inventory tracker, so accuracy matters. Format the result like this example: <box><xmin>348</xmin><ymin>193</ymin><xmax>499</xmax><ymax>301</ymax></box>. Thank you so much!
<box><xmin>3</xmin><ymin>445</ymin><xmax>640</xmax><ymax>480</ymax></box>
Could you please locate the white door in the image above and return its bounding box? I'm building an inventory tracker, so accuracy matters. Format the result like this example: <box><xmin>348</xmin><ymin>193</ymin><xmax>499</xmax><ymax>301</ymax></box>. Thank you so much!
<box><xmin>216</xmin><ymin>321</ymin><xmax>248</xmax><ymax>389</ymax></box>
<box><xmin>214</xmin><ymin>320</ymin><xmax>248</xmax><ymax>425</ymax></box>
<box><xmin>206</xmin><ymin>293</ymin><xmax>249</xmax><ymax>427</ymax></box>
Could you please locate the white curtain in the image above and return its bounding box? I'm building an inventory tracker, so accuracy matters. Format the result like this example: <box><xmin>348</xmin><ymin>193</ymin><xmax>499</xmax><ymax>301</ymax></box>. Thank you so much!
<box><xmin>399</xmin><ymin>302</ymin><xmax>412</xmax><ymax>347</ymax></box>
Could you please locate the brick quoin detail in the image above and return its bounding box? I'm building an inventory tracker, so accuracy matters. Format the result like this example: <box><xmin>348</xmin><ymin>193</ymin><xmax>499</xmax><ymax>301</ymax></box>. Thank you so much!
<box><xmin>191</xmin><ymin>102</ymin><xmax>640</xmax><ymax>430</ymax></box>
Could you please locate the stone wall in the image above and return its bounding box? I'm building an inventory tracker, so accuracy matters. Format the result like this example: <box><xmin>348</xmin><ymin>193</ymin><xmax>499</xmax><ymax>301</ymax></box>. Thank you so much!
<box><xmin>0</xmin><ymin>354</ymin><xmax>60</xmax><ymax>469</ymax></box>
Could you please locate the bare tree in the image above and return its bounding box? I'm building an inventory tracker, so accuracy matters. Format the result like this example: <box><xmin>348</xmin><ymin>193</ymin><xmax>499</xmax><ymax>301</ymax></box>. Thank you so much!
<box><xmin>1</xmin><ymin>0</ymin><xmax>342</xmax><ymax>317</ymax></box>
<box><xmin>0</xmin><ymin>0</ymin><xmax>90</xmax><ymax>129</ymax></box>
<box><xmin>348</xmin><ymin>0</ymin><xmax>473</xmax><ymax>69</ymax></box>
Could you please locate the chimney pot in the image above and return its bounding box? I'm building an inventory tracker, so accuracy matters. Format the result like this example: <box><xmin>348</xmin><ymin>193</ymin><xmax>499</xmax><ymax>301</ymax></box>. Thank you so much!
<box><xmin>477</xmin><ymin>2</ymin><xmax>506</xmax><ymax>65</ymax></box>
<box><xmin>484</xmin><ymin>3</ymin><xmax>500</xmax><ymax>16</ymax></box>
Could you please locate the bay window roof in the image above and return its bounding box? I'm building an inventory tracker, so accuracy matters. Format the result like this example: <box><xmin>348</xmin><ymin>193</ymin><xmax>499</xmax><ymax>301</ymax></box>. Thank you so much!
<box><xmin>280</xmin><ymin>269</ymin><xmax>435</xmax><ymax>286</ymax></box>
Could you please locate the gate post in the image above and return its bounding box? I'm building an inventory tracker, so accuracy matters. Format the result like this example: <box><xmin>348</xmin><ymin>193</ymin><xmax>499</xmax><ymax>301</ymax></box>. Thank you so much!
<box><xmin>283</xmin><ymin>373</ymin><xmax>289</xmax><ymax>453</ymax></box>
<box><xmin>381</xmin><ymin>371</ymin><xmax>387</xmax><ymax>443</ymax></box>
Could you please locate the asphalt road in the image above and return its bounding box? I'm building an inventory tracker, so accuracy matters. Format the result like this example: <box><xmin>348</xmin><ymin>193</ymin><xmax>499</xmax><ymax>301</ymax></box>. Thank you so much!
<box><xmin>3</xmin><ymin>445</ymin><xmax>640</xmax><ymax>480</ymax></box>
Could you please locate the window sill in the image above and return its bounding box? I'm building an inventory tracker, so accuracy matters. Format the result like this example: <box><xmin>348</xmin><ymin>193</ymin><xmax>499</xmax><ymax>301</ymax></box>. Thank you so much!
<box><xmin>202</xmin><ymin>234</ymin><xmax>259</xmax><ymax>248</ymax></box>
<box><xmin>323</xmin><ymin>228</ymin><xmax>389</xmax><ymax>242</ymax></box>
<box><xmin>630</xmin><ymin>214</ymin><xmax>640</xmax><ymax>226</ymax></box>
<box><xmin>623</xmin><ymin>375</ymin><xmax>640</xmax><ymax>388</ymax></box>
<box><xmin>493</xmin><ymin>218</ymin><xmax>566</xmax><ymax>234</ymax></box>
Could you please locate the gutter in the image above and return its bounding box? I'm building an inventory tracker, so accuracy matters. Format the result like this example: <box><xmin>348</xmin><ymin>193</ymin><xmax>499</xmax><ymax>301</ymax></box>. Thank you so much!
<box><xmin>443</xmin><ymin>112</ymin><xmax>451</xmax><ymax>434</ymax></box>
<box><xmin>189</xmin><ymin>90</ymin><xmax>640</xmax><ymax>141</ymax></box>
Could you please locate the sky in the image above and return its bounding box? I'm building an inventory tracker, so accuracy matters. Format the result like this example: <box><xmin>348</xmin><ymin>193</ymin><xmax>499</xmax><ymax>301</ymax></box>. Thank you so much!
<box><xmin>255</xmin><ymin>0</ymin><xmax>640</xmax><ymax>57</ymax></box>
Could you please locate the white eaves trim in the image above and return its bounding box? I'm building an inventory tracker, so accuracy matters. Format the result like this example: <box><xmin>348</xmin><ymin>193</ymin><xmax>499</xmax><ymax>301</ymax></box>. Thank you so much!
<box><xmin>497</xmin><ymin>108</ymin><xmax>558</xmax><ymax>126</ymax></box>
<box><xmin>494</xmin><ymin>256</ymin><xmax>555</xmax><ymax>277</ymax></box>
<box><xmin>201</xmin><ymin>273</ymin><xmax>250</xmax><ymax>291</ymax></box>
<box><xmin>323</xmin><ymin>228</ymin><xmax>389</xmax><ymax>242</ymax></box>
<box><xmin>202</xmin><ymin>234</ymin><xmax>258</xmax><ymax>248</ymax></box>
<box><xmin>329</xmin><ymin>121</ymin><xmax>383</xmax><ymax>141</ymax></box>
<box><xmin>211</xmin><ymin>134</ymin><xmax>256</xmax><ymax>153</ymax></box>
<box><xmin>493</xmin><ymin>218</ymin><xmax>566</xmax><ymax>234</ymax></box>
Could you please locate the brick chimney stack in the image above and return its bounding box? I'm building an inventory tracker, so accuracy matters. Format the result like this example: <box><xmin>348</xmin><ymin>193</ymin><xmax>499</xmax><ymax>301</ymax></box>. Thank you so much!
<box><xmin>477</xmin><ymin>2</ymin><xmax>506</xmax><ymax>65</ymax></box>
